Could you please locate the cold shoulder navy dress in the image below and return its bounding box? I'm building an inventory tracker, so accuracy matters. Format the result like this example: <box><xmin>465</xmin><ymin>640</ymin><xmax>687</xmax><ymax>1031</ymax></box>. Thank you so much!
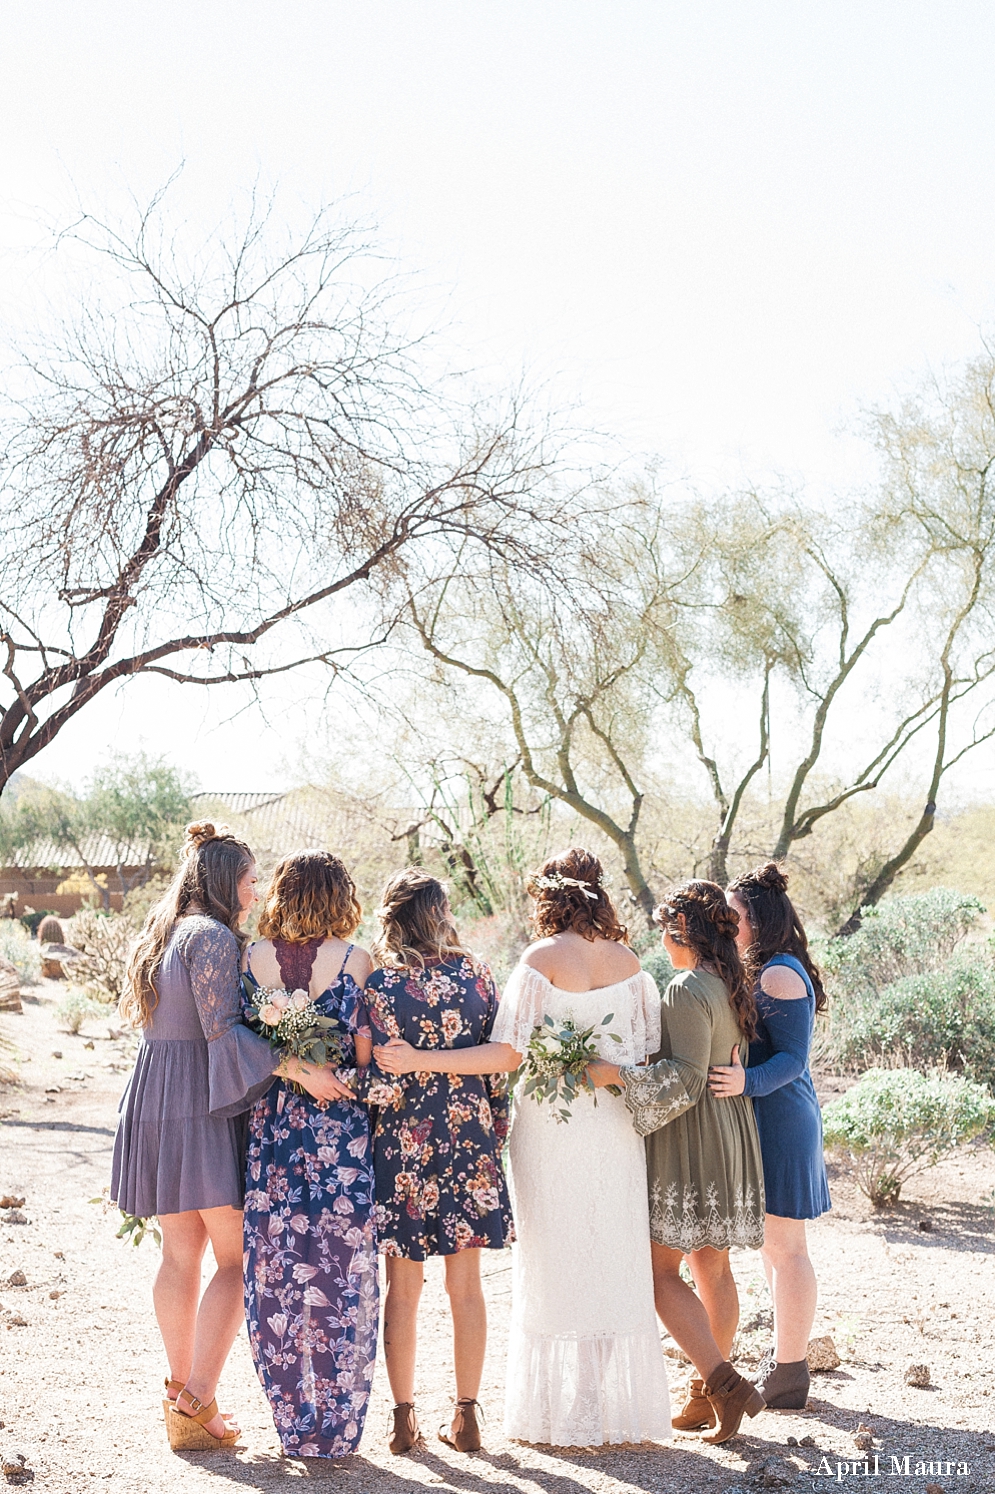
<box><xmin>742</xmin><ymin>953</ymin><xmax>831</xmax><ymax>1220</ymax></box>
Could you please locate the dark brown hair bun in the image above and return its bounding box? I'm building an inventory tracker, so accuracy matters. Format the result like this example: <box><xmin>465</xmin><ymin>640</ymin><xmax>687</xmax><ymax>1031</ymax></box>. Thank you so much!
<box><xmin>753</xmin><ymin>862</ymin><xmax>789</xmax><ymax>893</ymax></box>
<box><xmin>727</xmin><ymin>861</ymin><xmax>826</xmax><ymax>1012</ymax></box>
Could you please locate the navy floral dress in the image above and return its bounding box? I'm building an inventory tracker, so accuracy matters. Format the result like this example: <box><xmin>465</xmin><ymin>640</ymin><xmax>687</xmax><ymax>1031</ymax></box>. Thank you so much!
<box><xmin>366</xmin><ymin>955</ymin><xmax>514</xmax><ymax>1259</ymax></box>
<box><xmin>243</xmin><ymin>940</ymin><xmax>378</xmax><ymax>1460</ymax></box>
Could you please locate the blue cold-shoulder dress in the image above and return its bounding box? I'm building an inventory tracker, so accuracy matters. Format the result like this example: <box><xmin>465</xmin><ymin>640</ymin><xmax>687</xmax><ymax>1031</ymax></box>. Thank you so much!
<box><xmin>743</xmin><ymin>952</ymin><xmax>831</xmax><ymax>1220</ymax></box>
<box><xmin>242</xmin><ymin>938</ymin><xmax>378</xmax><ymax>1461</ymax></box>
<box><xmin>111</xmin><ymin>915</ymin><xmax>277</xmax><ymax>1216</ymax></box>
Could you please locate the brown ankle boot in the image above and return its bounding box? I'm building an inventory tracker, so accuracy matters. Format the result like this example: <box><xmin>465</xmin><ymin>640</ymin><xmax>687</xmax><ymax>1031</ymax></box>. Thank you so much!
<box><xmin>438</xmin><ymin>1398</ymin><xmax>482</xmax><ymax>1452</ymax></box>
<box><xmin>671</xmin><ymin>1377</ymin><xmax>716</xmax><ymax>1431</ymax></box>
<box><xmin>701</xmin><ymin>1361</ymin><xmax>765</xmax><ymax>1444</ymax></box>
<box><xmin>389</xmin><ymin>1402</ymin><xmax>421</xmax><ymax>1454</ymax></box>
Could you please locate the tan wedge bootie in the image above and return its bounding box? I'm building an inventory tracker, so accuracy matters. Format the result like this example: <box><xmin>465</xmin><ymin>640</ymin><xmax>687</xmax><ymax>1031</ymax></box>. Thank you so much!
<box><xmin>701</xmin><ymin>1361</ymin><xmax>765</xmax><ymax>1444</ymax></box>
<box><xmin>671</xmin><ymin>1377</ymin><xmax>716</xmax><ymax>1431</ymax></box>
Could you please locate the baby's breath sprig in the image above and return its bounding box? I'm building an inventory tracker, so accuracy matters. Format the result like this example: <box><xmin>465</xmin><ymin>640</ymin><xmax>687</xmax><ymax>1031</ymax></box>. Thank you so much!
<box><xmin>241</xmin><ymin>977</ymin><xmax>350</xmax><ymax>1092</ymax></box>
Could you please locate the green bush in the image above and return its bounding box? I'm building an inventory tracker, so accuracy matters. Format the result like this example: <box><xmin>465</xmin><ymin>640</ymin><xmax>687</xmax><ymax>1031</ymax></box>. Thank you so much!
<box><xmin>822</xmin><ymin>888</ymin><xmax>984</xmax><ymax>999</ymax></box>
<box><xmin>0</xmin><ymin>919</ymin><xmax>42</xmax><ymax>983</ymax></box>
<box><xmin>642</xmin><ymin>947</ymin><xmax>676</xmax><ymax>999</ymax></box>
<box><xmin>822</xmin><ymin>1066</ymin><xmax>995</xmax><ymax>1207</ymax></box>
<box><xmin>18</xmin><ymin>909</ymin><xmax>59</xmax><ymax>937</ymax></box>
<box><xmin>822</xmin><ymin>956</ymin><xmax>995</xmax><ymax>1089</ymax></box>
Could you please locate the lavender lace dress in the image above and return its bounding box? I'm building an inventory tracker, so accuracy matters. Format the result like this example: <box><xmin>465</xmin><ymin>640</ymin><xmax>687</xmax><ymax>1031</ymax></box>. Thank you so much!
<box><xmin>111</xmin><ymin>915</ymin><xmax>277</xmax><ymax>1216</ymax></box>
<box><xmin>242</xmin><ymin>940</ymin><xmax>378</xmax><ymax>1460</ymax></box>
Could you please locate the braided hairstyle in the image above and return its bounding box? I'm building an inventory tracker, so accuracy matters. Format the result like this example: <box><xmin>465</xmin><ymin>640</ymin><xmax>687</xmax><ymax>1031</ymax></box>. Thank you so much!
<box><xmin>527</xmin><ymin>848</ymin><xmax>629</xmax><ymax>943</ymax></box>
<box><xmin>121</xmin><ymin>821</ymin><xmax>254</xmax><ymax>1027</ymax></box>
<box><xmin>371</xmin><ymin>868</ymin><xmax>472</xmax><ymax>973</ymax></box>
<box><xmin>655</xmin><ymin>878</ymin><xmax>757</xmax><ymax>1040</ymax></box>
<box><xmin>727</xmin><ymin>862</ymin><xmax>827</xmax><ymax>1013</ymax></box>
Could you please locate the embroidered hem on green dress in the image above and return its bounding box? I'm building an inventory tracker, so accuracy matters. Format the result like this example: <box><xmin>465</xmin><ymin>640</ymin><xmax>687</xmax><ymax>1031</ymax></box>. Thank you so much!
<box><xmin>620</xmin><ymin>966</ymin><xmax>765</xmax><ymax>1253</ymax></box>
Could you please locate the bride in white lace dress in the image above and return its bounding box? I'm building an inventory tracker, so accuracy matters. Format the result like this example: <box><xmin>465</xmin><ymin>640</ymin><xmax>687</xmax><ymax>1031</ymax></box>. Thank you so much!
<box><xmin>490</xmin><ymin>850</ymin><xmax>670</xmax><ymax>1447</ymax></box>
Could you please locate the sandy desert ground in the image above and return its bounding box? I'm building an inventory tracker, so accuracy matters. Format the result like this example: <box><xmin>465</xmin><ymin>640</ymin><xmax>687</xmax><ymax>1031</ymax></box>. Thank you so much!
<box><xmin>1</xmin><ymin>981</ymin><xmax>994</xmax><ymax>1494</ymax></box>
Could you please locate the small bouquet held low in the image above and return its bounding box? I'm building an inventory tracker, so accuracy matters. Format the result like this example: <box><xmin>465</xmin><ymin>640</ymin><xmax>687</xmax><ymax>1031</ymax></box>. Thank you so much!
<box><xmin>242</xmin><ymin>978</ymin><xmax>350</xmax><ymax>1092</ymax></box>
<box><xmin>516</xmin><ymin>1012</ymin><xmax>623</xmax><ymax>1123</ymax></box>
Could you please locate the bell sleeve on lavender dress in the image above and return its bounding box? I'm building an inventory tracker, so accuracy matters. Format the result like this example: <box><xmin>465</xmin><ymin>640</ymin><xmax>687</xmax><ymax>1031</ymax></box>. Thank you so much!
<box><xmin>179</xmin><ymin>920</ymin><xmax>277</xmax><ymax>1119</ymax></box>
<box><xmin>619</xmin><ymin>975</ymin><xmax>712</xmax><ymax>1137</ymax></box>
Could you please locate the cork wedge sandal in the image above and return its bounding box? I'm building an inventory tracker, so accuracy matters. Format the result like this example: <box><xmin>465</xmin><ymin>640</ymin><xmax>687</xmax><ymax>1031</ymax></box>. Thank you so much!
<box><xmin>162</xmin><ymin>1378</ymin><xmax>235</xmax><ymax>1430</ymax></box>
<box><xmin>167</xmin><ymin>1388</ymin><xmax>239</xmax><ymax>1451</ymax></box>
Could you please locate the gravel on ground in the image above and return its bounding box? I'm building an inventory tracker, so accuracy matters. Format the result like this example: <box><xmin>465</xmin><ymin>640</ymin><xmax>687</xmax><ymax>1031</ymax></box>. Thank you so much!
<box><xmin>1</xmin><ymin>982</ymin><xmax>993</xmax><ymax>1493</ymax></box>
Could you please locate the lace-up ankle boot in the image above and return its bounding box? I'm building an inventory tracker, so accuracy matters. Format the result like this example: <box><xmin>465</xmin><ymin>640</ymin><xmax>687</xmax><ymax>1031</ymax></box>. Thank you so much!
<box><xmin>701</xmin><ymin>1361</ymin><xmax>765</xmax><ymax>1444</ymax></box>
<box><xmin>755</xmin><ymin>1357</ymin><xmax>810</xmax><ymax>1409</ymax></box>
<box><xmin>439</xmin><ymin>1398</ymin><xmax>482</xmax><ymax>1452</ymax></box>
<box><xmin>671</xmin><ymin>1378</ymin><xmax>716</xmax><ymax>1431</ymax></box>
<box><xmin>389</xmin><ymin>1402</ymin><xmax>421</xmax><ymax>1454</ymax></box>
<box><xmin>752</xmin><ymin>1345</ymin><xmax>776</xmax><ymax>1387</ymax></box>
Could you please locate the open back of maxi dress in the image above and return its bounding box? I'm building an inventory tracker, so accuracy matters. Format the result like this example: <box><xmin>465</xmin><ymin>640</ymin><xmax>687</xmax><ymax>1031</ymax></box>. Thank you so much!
<box><xmin>492</xmin><ymin>965</ymin><xmax>671</xmax><ymax>1447</ymax></box>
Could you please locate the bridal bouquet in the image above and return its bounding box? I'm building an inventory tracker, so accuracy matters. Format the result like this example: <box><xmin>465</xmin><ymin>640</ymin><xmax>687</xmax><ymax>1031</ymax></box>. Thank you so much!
<box><xmin>516</xmin><ymin>1013</ymin><xmax>623</xmax><ymax>1123</ymax></box>
<box><xmin>242</xmin><ymin>979</ymin><xmax>349</xmax><ymax>1092</ymax></box>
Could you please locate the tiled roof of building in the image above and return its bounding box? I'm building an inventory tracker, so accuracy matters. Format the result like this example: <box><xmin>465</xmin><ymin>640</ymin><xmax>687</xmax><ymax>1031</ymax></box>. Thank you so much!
<box><xmin>2</xmin><ymin>834</ymin><xmax>149</xmax><ymax>872</ymax></box>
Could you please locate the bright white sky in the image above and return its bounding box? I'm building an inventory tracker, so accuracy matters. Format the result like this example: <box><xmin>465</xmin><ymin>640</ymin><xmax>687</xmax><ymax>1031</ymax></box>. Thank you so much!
<box><xmin>3</xmin><ymin>1</ymin><xmax>995</xmax><ymax>794</ymax></box>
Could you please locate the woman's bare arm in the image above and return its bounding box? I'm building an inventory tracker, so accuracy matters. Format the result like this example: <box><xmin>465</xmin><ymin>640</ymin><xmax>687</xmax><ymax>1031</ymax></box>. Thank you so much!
<box><xmin>375</xmin><ymin>1037</ymin><xmax>521</xmax><ymax>1075</ymax></box>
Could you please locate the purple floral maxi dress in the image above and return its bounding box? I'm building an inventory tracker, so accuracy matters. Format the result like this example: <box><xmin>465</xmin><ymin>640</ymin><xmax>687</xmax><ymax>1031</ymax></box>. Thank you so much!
<box><xmin>365</xmin><ymin>955</ymin><xmax>513</xmax><ymax>1259</ymax></box>
<box><xmin>243</xmin><ymin>940</ymin><xmax>378</xmax><ymax>1459</ymax></box>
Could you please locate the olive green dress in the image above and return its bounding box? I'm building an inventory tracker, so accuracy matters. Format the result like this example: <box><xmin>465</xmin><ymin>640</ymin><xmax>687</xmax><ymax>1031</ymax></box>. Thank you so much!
<box><xmin>620</xmin><ymin>968</ymin><xmax>765</xmax><ymax>1252</ymax></box>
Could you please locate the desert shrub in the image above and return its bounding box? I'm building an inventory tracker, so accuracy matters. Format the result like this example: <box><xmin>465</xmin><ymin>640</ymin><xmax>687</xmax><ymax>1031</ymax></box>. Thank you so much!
<box><xmin>0</xmin><ymin>919</ymin><xmax>42</xmax><ymax>984</ymax></box>
<box><xmin>58</xmin><ymin>988</ymin><xmax>112</xmax><ymax>1035</ymax></box>
<box><xmin>18</xmin><ymin>909</ymin><xmax>59</xmax><ymax>936</ymax></box>
<box><xmin>64</xmin><ymin>911</ymin><xmax>137</xmax><ymax>1000</ymax></box>
<box><xmin>822</xmin><ymin>956</ymin><xmax>995</xmax><ymax>1089</ymax></box>
<box><xmin>37</xmin><ymin>915</ymin><xmax>64</xmax><ymax>944</ymax></box>
<box><xmin>643</xmin><ymin>948</ymin><xmax>676</xmax><ymax>998</ymax></box>
<box><xmin>822</xmin><ymin>888</ymin><xmax>984</xmax><ymax>999</ymax></box>
<box><xmin>822</xmin><ymin>1066</ymin><xmax>995</xmax><ymax>1207</ymax></box>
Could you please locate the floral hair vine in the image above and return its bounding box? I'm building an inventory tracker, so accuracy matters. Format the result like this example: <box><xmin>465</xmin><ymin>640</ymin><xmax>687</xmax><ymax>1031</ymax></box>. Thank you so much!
<box><xmin>532</xmin><ymin>872</ymin><xmax>605</xmax><ymax>902</ymax></box>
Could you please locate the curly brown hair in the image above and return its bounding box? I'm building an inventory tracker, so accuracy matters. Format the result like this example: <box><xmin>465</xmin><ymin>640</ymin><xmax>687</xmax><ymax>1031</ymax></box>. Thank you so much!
<box><xmin>727</xmin><ymin>862</ymin><xmax>827</xmax><ymax>1013</ymax></box>
<box><xmin>371</xmin><ymin>869</ymin><xmax>472</xmax><ymax>972</ymax></box>
<box><xmin>655</xmin><ymin>879</ymin><xmax>757</xmax><ymax>1040</ymax></box>
<box><xmin>527</xmin><ymin>848</ymin><xmax>629</xmax><ymax>943</ymax></box>
<box><xmin>256</xmin><ymin>850</ymin><xmax>362</xmax><ymax>943</ymax></box>
<box><xmin>122</xmin><ymin>821</ymin><xmax>253</xmax><ymax>1028</ymax></box>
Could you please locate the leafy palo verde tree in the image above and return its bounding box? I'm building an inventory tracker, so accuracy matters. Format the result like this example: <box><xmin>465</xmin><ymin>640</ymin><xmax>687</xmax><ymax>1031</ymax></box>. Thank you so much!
<box><xmin>656</xmin><ymin>390</ymin><xmax>995</xmax><ymax>925</ymax></box>
<box><xmin>407</xmin><ymin>499</ymin><xmax>680</xmax><ymax>928</ymax></box>
<box><xmin>0</xmin><ymin>188</ymin><xmax>565</xmax><ymax>795</ymax></box>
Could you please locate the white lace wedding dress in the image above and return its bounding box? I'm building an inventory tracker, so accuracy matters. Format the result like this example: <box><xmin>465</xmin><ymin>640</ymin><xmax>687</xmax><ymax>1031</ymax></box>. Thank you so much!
<box><xmin>492</xmin><ymin>964</ymin><xmax>671</xmax><ymax>1447</ymax></box>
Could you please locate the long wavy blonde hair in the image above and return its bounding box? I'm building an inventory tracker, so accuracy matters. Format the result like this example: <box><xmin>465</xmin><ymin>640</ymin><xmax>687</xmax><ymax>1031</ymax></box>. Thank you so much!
<box><xmin>371</xmin><ymin>869</ymin><xmax>471</xmax><ymax>972</ymax></box>
<box><xmin>120</xmin><ymin>821</ymin><xmax>254</xmax><ymax>1027</ymax></box>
